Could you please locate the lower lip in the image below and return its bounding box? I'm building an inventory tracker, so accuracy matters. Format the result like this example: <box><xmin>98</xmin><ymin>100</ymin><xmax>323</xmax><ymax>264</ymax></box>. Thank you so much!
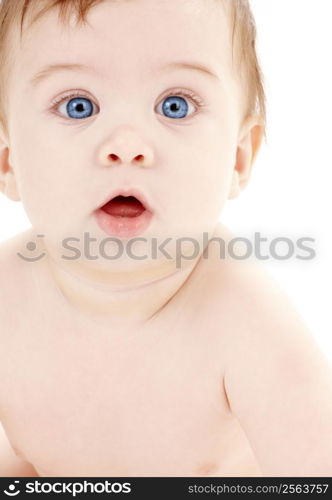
<box><xmin>94</xmin><ymin>208</ymin><xmax>154</xmax><ymax>239</ymax></box>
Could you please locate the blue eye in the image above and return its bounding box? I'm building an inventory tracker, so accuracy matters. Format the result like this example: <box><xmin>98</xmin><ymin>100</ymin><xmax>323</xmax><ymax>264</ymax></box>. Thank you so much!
<box><xmin>66</xmin><ymin>97</ymin><xmax>94</xmax><ymax>119</ymax></box>
<box><xmin>50</xmin><ymin>92</ymin><xmax>98</xmax><ymax>120</ymax></box>
<box><xmin>161</xmin><ymin>95</ymin><xmax>189</xmax><ymax>119</ymax></box>
<box><xmin>157</xmin><ymin>90</ymin><xmax>203</xmax><ymax>120</ymax></box>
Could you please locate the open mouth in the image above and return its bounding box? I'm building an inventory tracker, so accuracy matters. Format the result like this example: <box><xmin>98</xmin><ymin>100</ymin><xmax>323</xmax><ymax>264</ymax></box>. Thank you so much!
<box><xmin>95</xmin><ymin>190</ymin><xmax>153</xmax><ymax>238</ymax></box>
<box><xmin>101</xmin><ymin>195</ymin><xmax>146</xmax><ymax>218</ymax></box>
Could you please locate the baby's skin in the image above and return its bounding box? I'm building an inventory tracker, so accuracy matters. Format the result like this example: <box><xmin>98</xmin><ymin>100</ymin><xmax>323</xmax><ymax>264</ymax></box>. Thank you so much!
<box><xmin>0</xmin><ymin>223</ymin><xmax>263</xmax><ymax>477</ymax></box>
<box><xmin>0</xmin><ymin>0</ymin><xmax>332</xmax><ymax>477</ymax></box>
<box><xmin>1</xmin><ymin>222</ymin><xmax>332</xmax><ymax>477</ymax></box>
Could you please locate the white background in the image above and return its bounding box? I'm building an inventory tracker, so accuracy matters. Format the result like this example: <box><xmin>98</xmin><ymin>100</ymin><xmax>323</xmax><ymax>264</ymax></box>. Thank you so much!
<box><xmin>0</xmin><ymin>0</ymin><xmax>331</xmax><ymax>361</ymax></box>
<box><xmin>223</xmin><ymin>0</ymin><xmax>332</xmax><ymax>362</ymax></box>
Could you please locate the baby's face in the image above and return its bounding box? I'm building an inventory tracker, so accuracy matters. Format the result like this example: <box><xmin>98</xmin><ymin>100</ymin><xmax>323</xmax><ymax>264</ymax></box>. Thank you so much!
<box><xmin>5</xmin><ymin>0</ymin><xmax>247</xmax><ymax>263</ymax></box>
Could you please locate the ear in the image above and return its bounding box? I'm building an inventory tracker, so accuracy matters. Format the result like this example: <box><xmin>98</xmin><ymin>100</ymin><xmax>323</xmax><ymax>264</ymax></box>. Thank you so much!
<box><xmin>228</xmin><ymin>115</ymin><xmax>264</xmax><ymax>200</ymax></box>
<box><xmin>0</xmin><ymin>131</ymin><xmax>21</xmax><ymax>202</ymax></box>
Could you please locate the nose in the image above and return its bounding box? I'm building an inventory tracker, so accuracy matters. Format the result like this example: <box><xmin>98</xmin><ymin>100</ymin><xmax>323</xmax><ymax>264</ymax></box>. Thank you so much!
<box><xmin>97</xmin><ymin>128</ymin><xmax>154</xmax><ymax>169</ymax></box>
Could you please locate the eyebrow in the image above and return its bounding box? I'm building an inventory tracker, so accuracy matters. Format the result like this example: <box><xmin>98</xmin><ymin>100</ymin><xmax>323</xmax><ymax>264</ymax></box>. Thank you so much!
<box><xmin>29</xmin><ymin>63</ymin><xmax>96</xmax><ymax>88</ymax></box>
<box><xmin>29</xmin><ymin>60</ymin><xmax>220</xmax><ymax>88</ymax></box>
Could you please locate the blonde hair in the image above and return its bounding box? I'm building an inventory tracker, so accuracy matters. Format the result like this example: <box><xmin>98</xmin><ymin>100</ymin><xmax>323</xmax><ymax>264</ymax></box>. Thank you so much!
<box><xmin>0</xmin><ymin>0</ymin><xmax>266</xmax><ymax>139</ymax></box>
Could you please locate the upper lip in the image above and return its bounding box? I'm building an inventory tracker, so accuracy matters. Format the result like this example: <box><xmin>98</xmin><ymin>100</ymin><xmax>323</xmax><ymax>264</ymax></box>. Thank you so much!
<box><xmin>96</xmin><ymin>187</ymin><xmax>153</xmax><ymax>213</ymax></box>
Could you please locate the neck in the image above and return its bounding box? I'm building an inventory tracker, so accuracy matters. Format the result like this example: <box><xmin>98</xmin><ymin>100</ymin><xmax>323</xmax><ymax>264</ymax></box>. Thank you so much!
<box><xmin>44</xmin><ymin>247</ymin><xmax>202</xmax><ymax>328</ymax></box>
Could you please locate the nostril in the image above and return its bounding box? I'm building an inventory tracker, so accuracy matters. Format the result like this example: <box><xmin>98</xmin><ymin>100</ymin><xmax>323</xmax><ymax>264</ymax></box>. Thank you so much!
<box><xmin>109</xmin><ymin>154</ymin><xmax>119</xmax><ymax>161</ymax></box>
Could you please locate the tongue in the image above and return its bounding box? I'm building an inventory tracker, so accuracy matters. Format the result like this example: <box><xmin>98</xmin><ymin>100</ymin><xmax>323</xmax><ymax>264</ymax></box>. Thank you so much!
<box><xmin>102</xmin><ymin>196</ymin><xmax>146</xmax><ymax>218</ymax></box>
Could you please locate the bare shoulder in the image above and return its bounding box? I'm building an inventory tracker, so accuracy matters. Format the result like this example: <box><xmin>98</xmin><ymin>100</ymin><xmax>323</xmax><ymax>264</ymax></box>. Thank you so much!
<box><xmin>0</xmin><ymin>229</ymin><xmax>44</xmax><ymax>348</ymax></box>
<box><xmin>208</xmin><ymin>223</ymin><xmax>332</xmax><ymax>475</ymax></box>
<box><xmin>0</xmin><ymin>229</ymin><xmax>36</xmax><ymax>272</ymax></box>
<box><xmin>0</xmin><ymin>230</ymin><xmax>35</xmax><ymax>317</ymax></box>
<box><xmin>206</xmin><ymin>222</ymin><xmax>324</xmax><ymax>357</ymax></box>
<box><xmin>0</xmin><ymin>231</ymin><xmax>42</xmax><ymax>476</ymax></box>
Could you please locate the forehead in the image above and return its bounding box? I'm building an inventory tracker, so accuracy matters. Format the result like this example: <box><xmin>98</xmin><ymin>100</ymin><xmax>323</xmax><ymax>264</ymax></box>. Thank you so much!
<box><xmin>12</xmin><ymin>0</ymin><xmax>233</xmax><ymax>84</ymax></box>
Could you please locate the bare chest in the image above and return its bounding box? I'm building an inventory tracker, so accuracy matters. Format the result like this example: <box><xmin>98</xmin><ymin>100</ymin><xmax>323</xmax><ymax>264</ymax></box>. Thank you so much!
<box><xmin>0</xmin><ymin>250</ymin><xmax>262</xmax><ymax>477</ymax></box>
<box><xmin>1</xmin><ymin>311</ymin><xmax>262</xmax><ymax>477</ymax></box>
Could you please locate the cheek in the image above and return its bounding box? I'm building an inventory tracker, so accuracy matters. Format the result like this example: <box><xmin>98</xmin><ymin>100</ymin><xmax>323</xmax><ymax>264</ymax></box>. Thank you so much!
<box><xmin>8</xmin><ymin>122</ymin><xmax>83</xmax><ymax>229</ymax></box>
<box><xmin>163</xmin><ymin>121</ymin><xmax>236</xmax><ymax>221</ymax></box>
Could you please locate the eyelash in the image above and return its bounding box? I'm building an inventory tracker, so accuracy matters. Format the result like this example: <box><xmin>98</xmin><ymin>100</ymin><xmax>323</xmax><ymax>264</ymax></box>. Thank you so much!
<box><xmin>48</xmin><ymin>87</ymin><xmax>206</xmax><ymax>120</ymax></box>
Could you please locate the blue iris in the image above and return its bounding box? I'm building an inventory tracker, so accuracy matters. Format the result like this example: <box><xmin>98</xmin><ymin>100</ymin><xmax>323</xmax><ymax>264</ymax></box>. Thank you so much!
<box><xmin>162</xmin><ymin>96</ymin><xmax>189</xmax><ymax>119</ymax></box>
<box><xmin>67</xmin><ymin>97</ymin><xmax>94</xmax><ymax>119</ymax></box>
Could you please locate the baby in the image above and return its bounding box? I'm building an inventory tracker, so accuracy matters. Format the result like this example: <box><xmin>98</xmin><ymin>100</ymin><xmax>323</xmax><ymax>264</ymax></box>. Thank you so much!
<box><xmin>0</xmin><ymin>0</ymin><xmax>332</xmax><ymax>478</ymax></box>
